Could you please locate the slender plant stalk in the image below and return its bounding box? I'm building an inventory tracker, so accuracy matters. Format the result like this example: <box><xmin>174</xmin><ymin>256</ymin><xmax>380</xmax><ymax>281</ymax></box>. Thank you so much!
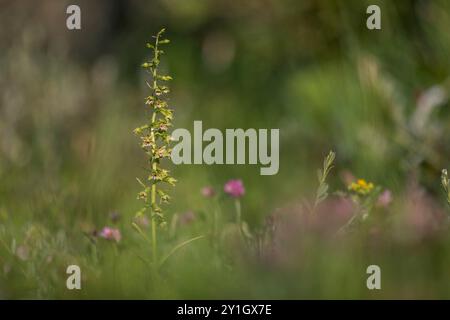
<box><xmin>213</xmin><ymin>203</ymin><xmax>219</xmax><ymax>238</ymax></box>
<box><xmin>134</xmin><ymin>29</ymin><xmax>204</xmax><ymax>269</ymax></box>
<box><xmin>441</xmin><ymin>169</ymin><xmax>450</xmax><ymax>224</ymax></box>
<box><xmin>159</xmin><ymin>235</ymin><xmax>205</xmax><ymax>268</ymax></box>
<box><xmin>134</xmin><ymin>28</ymin><xmax>176</xmax><ymax>265</ymax></box>
<box><xmin>149</xmin><ymin>36</ymin><xmax>159</xmax><ymax>264</ymax></box>
<box><xmin>151</xmin><ymin>203</ymin><xmax>157</xmax><ymax>263</ymax></box>
<box><xmin>441</xmin><ymin>169</ymin><xmax>450</xmax><ymax>209</ymax></box>
<box><xmin>312</xmin><ymin>150</ymin><xmax>335</xmax><ymax>212</ymax></box>
<box><xmin>235</xmin><ymin>198</ymin><xmax>245</xmax><ymax>239</ymax></box>
<box><xmin>235</xmin><ymin>199</ymin><xmax>241</xmax><ymax>226</ymax></box>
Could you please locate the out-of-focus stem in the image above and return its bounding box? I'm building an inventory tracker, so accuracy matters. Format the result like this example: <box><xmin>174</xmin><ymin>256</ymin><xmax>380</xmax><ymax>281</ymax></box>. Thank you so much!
<box><xmin>150</xmin><ymin>36</ymin><xmax>159</xmax><ymax>266</ymax></box>
<box><xmin>235</xmin><ymin>199</ymin><xmax>243</xmax><ymax>239</ymax></box>
<box><xmin>235</xmin><ymin>199</ymin><xmax>241</xmax><ymax>225</ymax></box>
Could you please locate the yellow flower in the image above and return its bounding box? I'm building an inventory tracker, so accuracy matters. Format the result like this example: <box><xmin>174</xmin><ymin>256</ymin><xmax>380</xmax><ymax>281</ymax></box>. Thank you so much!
<box><xmin>348</xmin><ymin>178</ymin><xmax>374</xmax><ymax>195</ymax></box>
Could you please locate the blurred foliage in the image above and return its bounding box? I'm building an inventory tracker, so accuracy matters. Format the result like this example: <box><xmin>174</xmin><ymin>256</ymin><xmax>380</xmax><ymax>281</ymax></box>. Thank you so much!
<box><xmin>1</xmin><ymin>0</ymin><xmax>450</xmax><ymax>298</ymax></box>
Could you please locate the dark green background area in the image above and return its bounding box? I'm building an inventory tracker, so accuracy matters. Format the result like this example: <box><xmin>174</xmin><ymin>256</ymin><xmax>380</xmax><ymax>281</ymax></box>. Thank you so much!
<box><xmin>1</xmin><ymin>0</ymin><xmax>450</xmax><ymax>298</ymax></box>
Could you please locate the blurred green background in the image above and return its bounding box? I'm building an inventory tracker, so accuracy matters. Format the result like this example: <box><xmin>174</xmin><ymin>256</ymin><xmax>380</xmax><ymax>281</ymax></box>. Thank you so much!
<box><xmin>1</xmin><ymin>0</ymin><xmax>450</xmax><ymax>299</ymax></box>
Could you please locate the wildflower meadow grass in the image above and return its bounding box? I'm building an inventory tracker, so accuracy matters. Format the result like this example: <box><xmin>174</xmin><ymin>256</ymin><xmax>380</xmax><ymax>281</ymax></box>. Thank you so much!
<box><xmin>2</xmin><ymin>1</ymin><xmax>450</xmax><ymax>300</ymax></box>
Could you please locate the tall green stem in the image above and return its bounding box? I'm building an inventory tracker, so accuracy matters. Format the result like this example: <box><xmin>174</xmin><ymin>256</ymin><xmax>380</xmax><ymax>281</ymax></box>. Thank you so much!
<box><xmin>135</xmin><ymin>28</ymin><xmax>174</xmax><ymax>268</ymax></box>
<box><xmin>150</xmin><ymin>37</ymin><xmax>159</xmax><ymax>265</ymax></box>
<box><xmin>151</xmin><ymin>182</ymin><xmax>157</xmax><ymax>264</ymax></box>
<box><xmin>235</xmin><ymin>199</ymin><xmax>241</xmax><ymax>226</ymax></box>
<box><xmin>150</xmin><ymin>112</ymin><xmax>157</xmax><ymax>264</ymax></box>
<box><xmin>235</xmin><ymin>199</ymin><xmax>244</xmax><ymax>239</ymax></box>
<box><xmin>151</xmin><ymin>204</ymin><xmax>157</xmax><ymax>264</ymax></box>
<box><xmin>213</xmin><ymin>204</ymin><xmax>218</xmax><ymax>238</ymax></box>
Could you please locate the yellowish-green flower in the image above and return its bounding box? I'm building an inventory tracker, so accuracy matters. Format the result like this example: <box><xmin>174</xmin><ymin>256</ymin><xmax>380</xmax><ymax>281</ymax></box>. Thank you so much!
<box><xmin>348</xmin><ymin>179</ymin><xmax>374</xmax><ymax>195</ymax></box>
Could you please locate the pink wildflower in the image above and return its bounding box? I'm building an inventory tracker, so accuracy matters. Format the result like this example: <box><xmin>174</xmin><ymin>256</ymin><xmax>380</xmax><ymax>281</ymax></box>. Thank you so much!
<box><xmin>377</xmin><ymin>190</ymin><xmax>393</xmax><ymax>208</ymax></box>
<box><xmin>99</xmin><ymin>227</ymin><xmax>121</xmax><ymax>243</ymax></box>
<box><xmin>224</xmin><ymin>179</ymin><xmax>245</xmax><ymax>198</ymax></box>
<box><xmin>201</xmin><ymin>186</ymin><xmax>216</xmax><ymax>198</ymax></box>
